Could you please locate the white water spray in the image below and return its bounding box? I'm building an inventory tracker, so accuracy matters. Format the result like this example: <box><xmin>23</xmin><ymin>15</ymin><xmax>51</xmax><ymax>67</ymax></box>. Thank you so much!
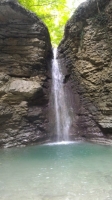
<box><xmin>51</xmin><ymin>48</ymin><xmax>71</xmax><ymax>141</ymax></box>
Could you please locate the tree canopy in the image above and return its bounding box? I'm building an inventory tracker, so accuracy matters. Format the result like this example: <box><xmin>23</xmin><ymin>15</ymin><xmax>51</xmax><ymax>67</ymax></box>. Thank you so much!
<box><xmin>18</xmin><ymin>0</ymin><xmax>75</xmax><ymax>46</ymax></box>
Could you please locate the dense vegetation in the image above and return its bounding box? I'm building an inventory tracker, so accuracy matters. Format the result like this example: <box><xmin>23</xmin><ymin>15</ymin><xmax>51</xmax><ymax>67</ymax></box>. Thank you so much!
<box><xmin>18</xmin><ymin>0</ymin><xmax>74</xmax><ymax>46</ymax></box>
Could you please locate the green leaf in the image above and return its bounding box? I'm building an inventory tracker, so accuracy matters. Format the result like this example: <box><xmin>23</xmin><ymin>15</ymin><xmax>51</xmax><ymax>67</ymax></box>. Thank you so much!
<box><xmin>18</xmin><ymin>0</ymin><xmax>75</xmax><ymax>46</ymax></box>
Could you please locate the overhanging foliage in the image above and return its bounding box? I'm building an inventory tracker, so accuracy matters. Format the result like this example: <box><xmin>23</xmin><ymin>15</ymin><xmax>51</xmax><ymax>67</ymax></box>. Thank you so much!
<box><xmin>18</xmin><ymin>0</ymin><xmax>74</xmax><ymax>46</ymax></box>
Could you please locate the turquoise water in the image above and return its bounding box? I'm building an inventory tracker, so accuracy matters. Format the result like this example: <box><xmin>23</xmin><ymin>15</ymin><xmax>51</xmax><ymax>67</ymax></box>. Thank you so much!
<box><xmin>0</xmin><ymin>142</ymin><xmax>112</xmax><ymax>200</ymax></box>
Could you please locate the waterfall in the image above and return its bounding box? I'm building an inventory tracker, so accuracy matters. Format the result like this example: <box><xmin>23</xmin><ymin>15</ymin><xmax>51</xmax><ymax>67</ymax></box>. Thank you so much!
<box><xmin>51</xmin><ymin>48</ymin><xmax>71</xmax><ymax>141</ymax></box>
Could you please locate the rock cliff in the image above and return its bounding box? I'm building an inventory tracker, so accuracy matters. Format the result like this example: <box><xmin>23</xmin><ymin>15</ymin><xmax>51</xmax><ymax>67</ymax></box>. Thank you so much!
<box><xmin>58</xmin><ymin>0</ymin><xmax>112</xmax><ymax>143</ymax></box>
<box><xmin>0</xmin><ymin>0</ymin><xmax>52</xmax><ymax>147</ymax></box>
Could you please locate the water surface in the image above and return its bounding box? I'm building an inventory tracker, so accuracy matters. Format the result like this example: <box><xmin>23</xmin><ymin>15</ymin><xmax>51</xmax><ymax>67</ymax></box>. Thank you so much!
<box><xmin>0</xmin><ymin>142</ymin><xmax>112</xmax><ymax>200</ymax></box>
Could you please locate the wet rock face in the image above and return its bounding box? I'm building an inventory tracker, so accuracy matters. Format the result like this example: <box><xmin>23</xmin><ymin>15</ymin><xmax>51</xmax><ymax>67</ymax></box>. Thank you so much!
<box><xmin>58</xmin><ymin>0</ymin><xmax>112</xmax><ymax>142</ymax></box>
<box><xmin>0</xmin><ymin>1</ymin><xmax>52</xmax><ymax>147</ymax></box>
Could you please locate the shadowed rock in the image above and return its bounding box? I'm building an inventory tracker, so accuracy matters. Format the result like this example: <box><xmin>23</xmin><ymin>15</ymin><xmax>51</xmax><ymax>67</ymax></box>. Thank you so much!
<box><xmin>0</xmin><ymin>0</ymin><xmax>52</xmax><ymax>148</ymax></box>
<box><xmin>58</xmin><ymin>0</ymin><xmax>112</xmax><ymax>144</ymax></box>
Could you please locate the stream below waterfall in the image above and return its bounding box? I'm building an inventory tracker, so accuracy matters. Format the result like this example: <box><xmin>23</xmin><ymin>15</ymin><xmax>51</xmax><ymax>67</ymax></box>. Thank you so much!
<box><xmin>0</xmin><ymin>142</ymin><xmax>112</xmax><ymax>200</ymax></box>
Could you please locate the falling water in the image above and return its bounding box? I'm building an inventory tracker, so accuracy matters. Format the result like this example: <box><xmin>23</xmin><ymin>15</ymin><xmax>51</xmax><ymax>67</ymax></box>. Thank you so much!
<box><xmin>51</xmin><ymin>48</ymin><xmax>71</xmax><ymax>141</ymax></box>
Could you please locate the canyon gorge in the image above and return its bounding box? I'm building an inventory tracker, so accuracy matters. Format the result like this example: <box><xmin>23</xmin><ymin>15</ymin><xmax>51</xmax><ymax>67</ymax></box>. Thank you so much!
<box><xmin>0</xmin><ymin>0</ymin><xmax>112</xmax><ymax>148</ymax></box>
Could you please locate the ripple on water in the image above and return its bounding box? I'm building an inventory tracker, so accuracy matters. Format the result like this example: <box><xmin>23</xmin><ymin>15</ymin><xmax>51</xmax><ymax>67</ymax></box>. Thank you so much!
<box><xmin>0</xmin><ymin>142</ymin><xmax>112</xmax><ymax>200</ymax></box>
<box><xmin>45</xmin><ymin>141</ymin><xmax>81</xmax><ymax>145</ymax></box>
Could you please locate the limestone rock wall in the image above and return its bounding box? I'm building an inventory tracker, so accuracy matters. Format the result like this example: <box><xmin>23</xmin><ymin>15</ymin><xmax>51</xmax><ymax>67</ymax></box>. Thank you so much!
<box><xmin>0</xmin><ymin>1</ymin><xmax>52</xmax><ymax>147</ymax></box>
<box><xmin>58</xmin><ymin>0</ymin><xmax>112</xmax><ymax>143</ymax></box>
